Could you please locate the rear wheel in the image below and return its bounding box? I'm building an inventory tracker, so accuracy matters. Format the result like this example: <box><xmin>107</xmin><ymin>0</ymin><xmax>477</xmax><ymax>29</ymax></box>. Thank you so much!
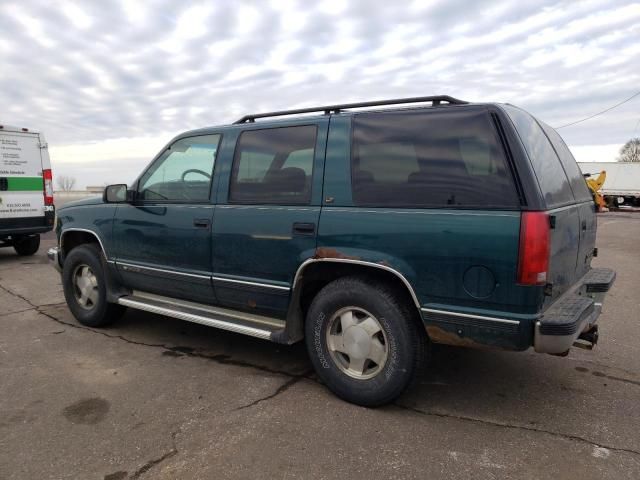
<box><xmin>62</xmin><ymin>244</ymin><xmax>126</xmax><ymax>327</ymax></box>
<box><xmin>305</xmin><ymin>277</ymin><xmax>425</xmax><ymax>407</ymax></box>
<box><xmin>13</xmin><ymin>235</ymin><xmax>40</xmax><ymax>256</ymax></box>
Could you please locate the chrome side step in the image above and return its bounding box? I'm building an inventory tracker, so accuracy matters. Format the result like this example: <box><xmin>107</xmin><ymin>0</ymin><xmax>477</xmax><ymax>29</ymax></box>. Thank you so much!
<box><xmin>117</xmin><ymin>291</ymin><xmax>285</xmax><ymax>341</ymax></box>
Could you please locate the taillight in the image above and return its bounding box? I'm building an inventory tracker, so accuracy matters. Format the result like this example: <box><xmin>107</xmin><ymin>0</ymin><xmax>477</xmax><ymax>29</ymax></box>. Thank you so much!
<box><xmin>43</xmin><ymin>169</ymin><xmax>54</xmax><ymax>205</ymax></box>
<box><xmin>517</xmin><ymin>211</ymin><xmax>550</xmax><ymax>286</ymax></box>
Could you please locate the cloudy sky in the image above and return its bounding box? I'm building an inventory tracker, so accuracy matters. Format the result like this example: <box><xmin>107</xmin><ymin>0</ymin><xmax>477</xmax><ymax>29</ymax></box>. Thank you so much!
<box><xmin>1</xmin><ymin>0</ymin><xmax>639</xmax><ymax>188</ymax></box>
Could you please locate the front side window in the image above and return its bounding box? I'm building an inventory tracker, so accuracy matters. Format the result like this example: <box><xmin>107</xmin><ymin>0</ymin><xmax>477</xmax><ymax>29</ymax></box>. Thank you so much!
<box><xmin>351</xmin><ymin>109</ymin><xmax>519</xmax><ymax>208</ymax></box>
<box><xmin>138</xmin><ymin>134</ymin><xmax>221</xmax><ymax>202</ymax></box>
<box><xmin>229</xmin><ymin>126</ymin><xmax>317</xmax><ymax>204</ymax></box>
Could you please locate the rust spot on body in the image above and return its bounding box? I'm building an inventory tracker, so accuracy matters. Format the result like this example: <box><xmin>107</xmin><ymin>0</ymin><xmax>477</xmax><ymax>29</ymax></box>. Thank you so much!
<box><xmin>247</xmin><ymin>299</ymin><xmax>257</xmax><ymax>308</ymax></box>
<box><xmin>426</xmin><ymin>326</ymin><xmax>491</xmax><ymax>350</ymax></box>
<box><xmin>313</xmin><ymin>247</ymin><xmax>360</xmax><ymax>261</ymax></box>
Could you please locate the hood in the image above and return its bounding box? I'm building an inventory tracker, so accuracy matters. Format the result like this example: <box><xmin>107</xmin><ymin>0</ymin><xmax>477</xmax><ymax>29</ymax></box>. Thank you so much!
<box><xmin>57</xmin><ymin>195</ymin><xmax>104</xmax><ymax>210</ymax></box>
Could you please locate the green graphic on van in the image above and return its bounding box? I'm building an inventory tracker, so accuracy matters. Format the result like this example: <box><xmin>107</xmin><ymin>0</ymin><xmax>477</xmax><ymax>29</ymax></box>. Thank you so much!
<box><xmin>4</xmin><ymin>177</ymin><xmax>44</xmax><ymax>191</ymax></box>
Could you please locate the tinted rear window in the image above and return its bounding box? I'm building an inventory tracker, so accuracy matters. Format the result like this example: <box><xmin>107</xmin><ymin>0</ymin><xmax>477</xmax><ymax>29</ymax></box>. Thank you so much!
<box><xmin>351</xmin><ymin>108</ymin><xmax>519</xmax><ymax>208</ymax></box>
<box><xmin>539</xmin><ymin>123</ymin><xmax>592</xmax><ymax>203</ymax></box>
<box><xmin>503</xmin><ymin>105</ymin><xmax>574</xmax><ymax>208</ymax></box>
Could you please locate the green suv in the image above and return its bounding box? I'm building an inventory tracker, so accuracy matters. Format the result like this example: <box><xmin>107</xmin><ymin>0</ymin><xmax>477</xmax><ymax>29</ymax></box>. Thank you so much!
<box><xmin>48</xmin><ymin>96</ymin><xmax>615</xmax><ymax>406</ymax></box>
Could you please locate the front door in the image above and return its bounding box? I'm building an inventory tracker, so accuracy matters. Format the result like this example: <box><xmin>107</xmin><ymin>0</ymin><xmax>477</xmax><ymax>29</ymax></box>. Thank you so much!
<box><xmin>212</xmin><ymin>121</ymin><xmax>328</xmax><ymax>317</ymax></box>
<box><xmin>113</xmin><ymin>134</ymin><xmax>221</xmax><ymax>304</ymax></box>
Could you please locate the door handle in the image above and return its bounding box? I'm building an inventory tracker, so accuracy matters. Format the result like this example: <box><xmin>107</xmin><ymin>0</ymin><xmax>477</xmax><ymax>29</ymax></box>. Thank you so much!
<box><xmin>292</xmin><ymin>222</ymin><xmax>316</xmax><ymax>236</ymax></box>
<box><xmin>194</xmin><ymin>218</ymin><xmax>211</xmax><ymax>229</ymax></box>
<box><xmin>581</xmin><ymin>220</ymin><xmax>587</xmax><ymax>231</ymax></box>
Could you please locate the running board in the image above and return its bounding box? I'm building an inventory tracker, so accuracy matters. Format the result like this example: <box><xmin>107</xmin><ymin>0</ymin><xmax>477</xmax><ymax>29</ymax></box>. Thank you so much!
<box><xmin>117</xmin><ymin>291</ymin><xmax>286</xmax><ymax>341</ymax></box>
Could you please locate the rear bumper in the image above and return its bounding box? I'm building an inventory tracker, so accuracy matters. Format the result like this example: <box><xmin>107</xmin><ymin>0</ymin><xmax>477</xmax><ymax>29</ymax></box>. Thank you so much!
<box><xmin>47</xmin><ymin>246</ymin><xmax>62</xmax><ymax>273</ymax></box>
<box><xmin>534</xmin><ymin>268</ymin><xmax>616</xmax><ymax>354</ymax></box>
<box><xmin>0</xmin><ymin>226</ymin><xmax>52</xmax><ymax>237</ymax></box>
<box><xmin>0</xmin><ymin>213</ymin><xmax>54</xmax><ymax>238</ymax></box>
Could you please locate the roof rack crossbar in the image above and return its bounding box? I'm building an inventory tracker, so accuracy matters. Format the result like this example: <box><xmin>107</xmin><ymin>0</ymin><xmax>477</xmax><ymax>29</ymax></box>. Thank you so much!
<box><xmin>233</xmin><ymin>95</ymin><xmax>468</xmax><ymax>124</ymax></box>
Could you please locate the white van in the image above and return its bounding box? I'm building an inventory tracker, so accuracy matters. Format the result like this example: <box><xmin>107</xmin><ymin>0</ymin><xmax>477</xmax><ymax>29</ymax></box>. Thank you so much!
<box><xmin>0</xmin><ymin>124</ymin><xmax>55</xmax><ymax>256</ymax></box>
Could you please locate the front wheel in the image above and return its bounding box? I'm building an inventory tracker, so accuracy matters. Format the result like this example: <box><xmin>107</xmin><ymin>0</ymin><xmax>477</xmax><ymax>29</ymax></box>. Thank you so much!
<box><xmin>13</xmin><ymin>235</ymin><xmax>40</xmax><ymax>256</ymax></box>
<box><xmin>305</xmin><ymin>277</ymin><xmax>425</xmax><ymax>407</ymax></box>
<box><xmin>62</xmin><ymin>244</ymin><xmax>126</xmax><ymax>327</ymax></box>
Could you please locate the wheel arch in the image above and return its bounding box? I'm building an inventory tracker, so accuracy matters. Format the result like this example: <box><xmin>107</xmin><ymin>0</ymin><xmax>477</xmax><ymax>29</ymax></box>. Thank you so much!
<box><xmin>281</xmin><ymin>258</ymin><xmax>422</xmax><ymax>343</ymax></box>
<box><xmin>60</xmin><ymin>228</ymin><xmax>129</xmax><ymax>303</ymax></box>
<box><xmin>60</xmin><ymin>228</ymin><xmax>108</xmax><ymax>260</ymax></box>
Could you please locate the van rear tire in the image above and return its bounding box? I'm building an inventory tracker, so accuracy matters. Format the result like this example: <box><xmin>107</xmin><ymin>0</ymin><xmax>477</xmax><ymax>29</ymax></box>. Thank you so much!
<box><xmin>13</xmin><ymin>235</ymin><xmax>40</xmax><ymax>256</ymax></box>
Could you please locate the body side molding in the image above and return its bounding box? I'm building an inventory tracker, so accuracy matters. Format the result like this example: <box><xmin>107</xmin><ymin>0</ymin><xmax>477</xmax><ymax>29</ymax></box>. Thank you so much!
<box><xmin>420</xmin><ymin>307</ymin><xmax>521</xmax><ymax>325</ymax></box>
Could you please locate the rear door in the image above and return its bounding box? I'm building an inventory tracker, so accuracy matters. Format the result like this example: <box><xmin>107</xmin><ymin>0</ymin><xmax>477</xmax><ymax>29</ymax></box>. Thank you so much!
<box><xmin>540</xmin><ymin>123</ymin><xmax>596</xmax><ymax>279</ymax></box>
<box><xmin>502</xmin><ymin>106</ymin><xmax>580</xmax><ymax>303</ymax></box>
<box><xmin>211</xmin><ymin>120</ymin><xmax>328</xmax><ymax>318</ymax></box>
<box><xmin>0</xmin><ymin>131</ymin><xmax>45</xmax><ymax>224</ymax></box>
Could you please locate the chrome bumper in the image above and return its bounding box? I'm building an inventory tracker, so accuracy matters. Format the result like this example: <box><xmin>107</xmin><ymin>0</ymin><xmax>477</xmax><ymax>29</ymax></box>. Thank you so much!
<box><xmin>534</xmin><ymin>300</ymin><xmax>601</xmax><ymax>354</ymax></box>
<box><xmin>47</xmin><ymin>247</ymin><xmax>62</xmax><ymax>273</ymax></box>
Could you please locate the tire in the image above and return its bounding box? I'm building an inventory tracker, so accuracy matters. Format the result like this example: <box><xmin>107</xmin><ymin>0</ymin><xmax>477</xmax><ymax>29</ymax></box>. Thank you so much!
<box><xmin>305</xmin><ymin>276</ymin><xmax>425</xmax><ymax>407</ymax></box>
<box><xmin>62</xmin><ymin>243</ymin><xmax>126</xmax><ymax>327</ymax></box>
<box><xmin>13</xmin><ymin>235</ymin><xmax>40</xmax><ymax>256</ymax></box>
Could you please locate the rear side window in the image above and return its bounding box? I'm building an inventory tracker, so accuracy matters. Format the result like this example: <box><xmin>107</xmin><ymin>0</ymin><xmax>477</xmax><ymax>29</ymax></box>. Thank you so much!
<box><xmin>540</xmin><ymin>123</ymin><xmax>592</xmax><ymax>203</ymax></box>
<box><xmin>351</xmin><ymin>108</ymin><xmax>519</xmax><ymax>208</ymax></box>
<box><xmin>503</xmin><ymin>105</ymin><xmax>574</xmax><ymax>208</ymax></box>
<box><xmin>229</xmin><ymin>126</ymin><xmax>316</xmax><ymax>204</ymax></box>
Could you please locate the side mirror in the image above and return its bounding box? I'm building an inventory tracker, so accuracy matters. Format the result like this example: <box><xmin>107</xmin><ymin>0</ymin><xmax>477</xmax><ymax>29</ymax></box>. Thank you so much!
<box><xmin>103</xmin><ymin>184</ymin><xmax>129</xmax><ymax>203</ymax></box>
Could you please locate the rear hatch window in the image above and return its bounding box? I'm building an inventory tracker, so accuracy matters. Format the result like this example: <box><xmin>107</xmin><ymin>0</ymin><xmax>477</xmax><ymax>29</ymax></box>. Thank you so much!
<box><xmin>539</xmin><ymin>123</ymin><xmax>593</xmax><ymax>203</ymax></box>
<box><xmin>502</xmin><ymin>105</ymin><xmax>574</xmax><ymax>208</ymax></box>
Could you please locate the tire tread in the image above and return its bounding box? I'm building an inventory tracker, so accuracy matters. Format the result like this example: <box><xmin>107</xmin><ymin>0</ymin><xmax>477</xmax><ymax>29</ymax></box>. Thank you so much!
<box><xmin>305</xmin><ymin>275</ymin><xmax>427</xmax><ymax>406</ymax></box>
<box><xmin>62</xmin><ymin>243</ymin><xmax>126</xmax><ymax>327</ymax></box>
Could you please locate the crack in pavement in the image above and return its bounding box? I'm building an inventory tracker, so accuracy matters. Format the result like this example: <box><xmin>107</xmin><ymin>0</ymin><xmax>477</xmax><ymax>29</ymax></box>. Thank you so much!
<box><xmin>394</xmin><ymin>403</ymin><xmax>640</xmax><ymax>457</ymax></box>
<box><xmin>38</xmin><ymin>306</ymin><xmax>308</xmax><ymax>378</ymax></box>
<box><xmin>590</xmin><ymin>370</ymin><xmax>640</xmax><ymax>387</ymax></box>
<box><xmin>5</xmin><ymin>279</ymin><xmax>640</xmax><ymax>458</ymax></box>
<box><xmin>163</xmin><ymin>346</ymin><xmax>311</xmax><ymax>378</ymax></box>
<box><xmin>129</xmin><ymin>431</ymin><xmax>178</xmax><ymax>479</ymax></box>
<box><xmin>0</xmin><ymin>282</ymin><xmax>68</xmax><ymax>318</ymax></box>
<box><xmin>0</xmin><ymin>280</ymin><xmax>308</xmax><ymax>379</ymax></box>
<box><xmin>0</xmin><ymin>307</ymin><xmax>42</xmax><ymax>318</ymax></box>
<box><xmin>0</xmin><ymin>281</ymin><xmax>187</xmax><ymax>480</ymax></box>
<box><xmin>234</xmin><ymin>375</ymin><xmax>311</xmax><ymax>411</ymax></box>
<box><xmin>0</xmin><ymin>283</ymin><xmax>41</xmax><ymax>307</ymax></box>
<box><xmin>9</xmin><ymin>279</ymin><xmax>638</xmax><ymax>390</ymax></box>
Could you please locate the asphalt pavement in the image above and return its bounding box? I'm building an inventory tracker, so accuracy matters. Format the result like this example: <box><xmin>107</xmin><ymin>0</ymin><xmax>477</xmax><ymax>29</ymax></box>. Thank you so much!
<box><xmin>0</xmin><ymin>213</ymin><xmax>639</xmax><ymax>479</ymax></box>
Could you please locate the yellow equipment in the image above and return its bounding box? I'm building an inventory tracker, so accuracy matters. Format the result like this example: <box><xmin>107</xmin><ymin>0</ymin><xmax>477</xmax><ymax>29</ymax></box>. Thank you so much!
<box><xmin>584</xmin><ymin>171</ymin><xmax>607</xmax><ymax>211</ymax></box>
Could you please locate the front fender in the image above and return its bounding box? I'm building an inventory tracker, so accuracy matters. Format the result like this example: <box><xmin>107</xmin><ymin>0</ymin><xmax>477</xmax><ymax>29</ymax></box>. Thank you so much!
<box><xmin>56</xmin><ymin>204</ymin><xmax>118</xmax><ymax>259</ymax></box>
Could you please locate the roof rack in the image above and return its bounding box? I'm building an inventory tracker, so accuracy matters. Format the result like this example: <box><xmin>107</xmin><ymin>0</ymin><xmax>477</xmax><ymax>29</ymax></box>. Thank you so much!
<box><xmin>233</xmin><ymin>95</ymin><xmax>468</xmax><ymax>124</ymax></box>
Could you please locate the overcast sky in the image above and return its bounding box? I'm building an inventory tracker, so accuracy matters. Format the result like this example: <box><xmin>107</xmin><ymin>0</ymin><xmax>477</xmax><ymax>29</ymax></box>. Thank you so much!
<box><xmin>1</xmin><ymin>0</ymin><xmax>639</xmax><ymax>188</ymax></box>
